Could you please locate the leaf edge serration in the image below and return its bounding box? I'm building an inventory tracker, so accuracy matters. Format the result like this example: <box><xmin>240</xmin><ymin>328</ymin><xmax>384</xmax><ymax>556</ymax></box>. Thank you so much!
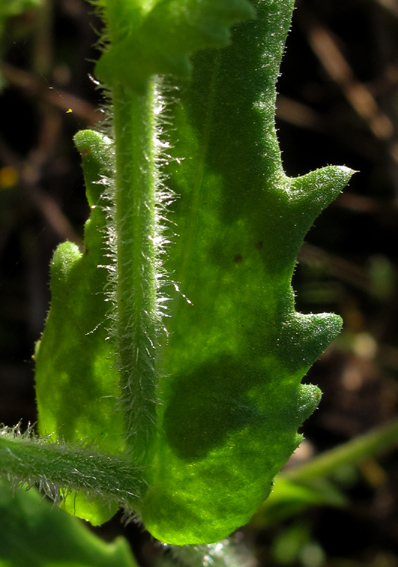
<box><xmin>94</xmin><ymin>0</ymin><xmax>256</xmax><ymax>93</ymax></box>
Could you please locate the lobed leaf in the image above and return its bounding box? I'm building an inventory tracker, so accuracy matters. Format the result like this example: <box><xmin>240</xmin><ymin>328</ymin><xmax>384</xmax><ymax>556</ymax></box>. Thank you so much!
<box><xmin>31</xmin><ymin>0</ymin><xmax>354</xmax><ymax>546</ymax></box>
<box><xmin>34</xmin><ymin>131</ymin><xmax>126</xmax><ymax>524</ymax></box>
<box><xmin>139</xmin><ymin>0</ymin><xmax>353</xmax><ymax>544</ymax></box>
<box><xmin>95</xmin><ymin>0</ymin><xmax>255</xmax><ymax>93</ymax></box>
<box><xmin>34</xmin><ymin>0</ymin><xmax>257</xmax><ymax>529</ymax></box>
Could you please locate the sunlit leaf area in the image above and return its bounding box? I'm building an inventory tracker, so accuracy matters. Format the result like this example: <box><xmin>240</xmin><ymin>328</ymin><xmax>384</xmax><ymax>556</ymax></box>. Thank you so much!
<box><xmin>0</xmin><ymin>1</ymin><xmax>398</xmax><ymax>566</ymax></box>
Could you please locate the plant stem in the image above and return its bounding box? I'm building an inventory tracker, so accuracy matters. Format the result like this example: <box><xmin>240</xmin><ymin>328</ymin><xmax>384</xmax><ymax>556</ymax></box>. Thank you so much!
<box><xmin>112</xmin><ymin>80</ymin><xmax>159</xmax><ymax>462</ymax></box>
<box><xmin>284</xmin><ymin>419</ymin><xmax>398</xmax><ymax>482</ymax></box>
<box><xmin>0</xmin><ymin>432</ymin><xmax>145</xmax><ymax>507</ymax></box>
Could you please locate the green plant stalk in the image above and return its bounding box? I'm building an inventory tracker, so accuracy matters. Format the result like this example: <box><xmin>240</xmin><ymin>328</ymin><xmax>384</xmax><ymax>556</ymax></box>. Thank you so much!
<box><xmin>112</xmin><ymin>80</ymin><xmax>159</xmax><ymax>461</ymax></box>
<box><xmin>283</xmin><ymin>418</ymin><xmax>398</xmax><ymax>482</ymax></box>
<box><xmin>0</xmin><ymin>431</ymin><xmax>145</xmax><ymax>506</ymax></box>
<box><xmin>252</xmin><ymin>420</ymin><xmax>398</xmax><ymax>528</ymax></box>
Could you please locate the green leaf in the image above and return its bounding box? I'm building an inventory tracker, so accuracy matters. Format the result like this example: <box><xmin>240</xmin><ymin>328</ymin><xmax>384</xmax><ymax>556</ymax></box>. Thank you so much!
<box><xmin>34</xmin><ymin>0</ymin><xmax>256</xmax><ymax>529</ymax></box>
<box><xmin>32</xmin><ymin>0</ymin><xmax>354</xmax><ymax>546</ymax></box>
<box><xmin>95</xmin><ymin>0</ymin><xmax>255</xmax><ymax>92</ymax></box>
<box><xmin>0</xmin><ymin>478</ymin><xmax>138</xmax><ymax>567</ymax></box>
<box><xmin>34</xmin><ymin>130</ymin><xmax>126</xmax><ymax>523</ymax></box>
<box><xmin>139</xmin><ymin>0</ymin><xmax>353</xmax><ymax>544</ymax></box>
<box><xmin>251</xmin><ymin>476</ymin><xmax>346</xmax><ymax>527</ymax></box>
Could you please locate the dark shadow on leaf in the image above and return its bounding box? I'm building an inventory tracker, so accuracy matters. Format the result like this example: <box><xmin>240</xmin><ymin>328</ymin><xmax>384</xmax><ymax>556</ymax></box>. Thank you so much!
<box><xmin>163</xmin><ymin>357</ymin><xmax>264</xmax><ymax>460</ymax></box>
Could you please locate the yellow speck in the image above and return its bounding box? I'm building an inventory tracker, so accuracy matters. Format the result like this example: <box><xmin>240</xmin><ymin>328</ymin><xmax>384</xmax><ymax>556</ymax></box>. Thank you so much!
<box><xmin>66</xmin><ymin>108</ymin><xmax>73</xmax><ymax>113</ymax></box>
<box><xmin>0</xmin><ymin>166</ymin><xmax>19</xmax><ymax>189</ymax></box>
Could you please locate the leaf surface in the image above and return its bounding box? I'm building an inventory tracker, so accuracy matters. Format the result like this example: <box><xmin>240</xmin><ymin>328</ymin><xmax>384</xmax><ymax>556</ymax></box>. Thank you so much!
<box><xmin>95</xmin><ymin>0</ymin><xmax>255</xmax><ymax>92</ymax></box>
<box><xmin>32</xmin><ymin>0</ymin><xmax>354</xmax><ymax>545</ymax></box>
<box><xmin>0</xmin><ymin>479</ymin><xmax>138</xmax><ymax>567</ymax></box>
<box><xmin>34</xmin><ymin>0</ymin><xmax>254</xmax><ymax>528</ymax></box>
<box><xmin>34</xmin><ymin>131</ymin><xmax>125</xmax><ymax>523</ymax></box>
<box><xmin>139</xmin><ymin>0</ymin><xmax>353</xmax><ymax>544</ymax></box>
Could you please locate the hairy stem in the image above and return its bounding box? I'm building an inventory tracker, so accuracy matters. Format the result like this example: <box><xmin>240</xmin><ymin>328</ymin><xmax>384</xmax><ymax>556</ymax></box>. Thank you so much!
<box><xmin>0</xmin><ymin>431</ymin><xmax>145</xmax><ymax>507</ymax></box>
<box><xmin>112</xmin><ymin>80</ymin><xmax>159</xmax><ymax>461</ymax></box>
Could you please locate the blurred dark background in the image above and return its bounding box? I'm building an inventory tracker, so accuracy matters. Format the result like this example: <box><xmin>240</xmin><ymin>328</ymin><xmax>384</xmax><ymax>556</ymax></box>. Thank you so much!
<box><xmin>0</xmin><ymin>0</ymin><xmax>398</xmax><ymax>566</ymax></box>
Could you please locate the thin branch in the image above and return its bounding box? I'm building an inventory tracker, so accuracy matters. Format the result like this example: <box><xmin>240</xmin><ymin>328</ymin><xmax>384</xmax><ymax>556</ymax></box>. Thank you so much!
<box><xmin>283</xmin><ymin>418</ymin><xmax>398</xmax><ymax>482</ymax></box>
